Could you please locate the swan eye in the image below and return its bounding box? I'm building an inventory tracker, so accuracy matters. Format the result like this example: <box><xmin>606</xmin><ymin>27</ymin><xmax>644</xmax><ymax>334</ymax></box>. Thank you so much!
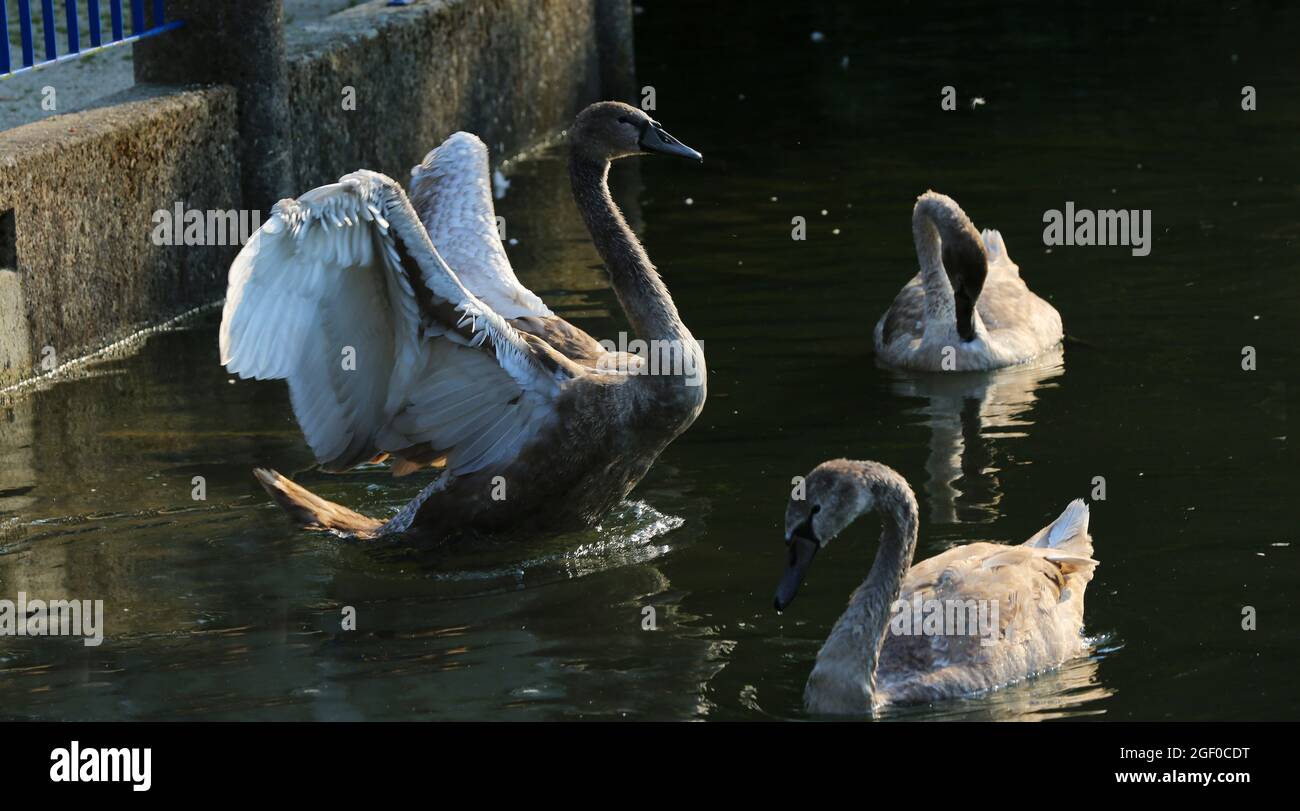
<box><xmin>617</xmin><ymin>116</ymin><xmax>631</xmax><ymax>125</ymax></box>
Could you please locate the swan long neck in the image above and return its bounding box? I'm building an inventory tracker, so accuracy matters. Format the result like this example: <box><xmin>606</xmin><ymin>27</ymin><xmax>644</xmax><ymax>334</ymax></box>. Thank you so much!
<box><xmin>912</xmin><ymin>193</ymin><xmax>987</xmax><ymax>339</ymax></box>
<box><xmin>913</xmin><ymin>204</ymin><xmax>956</xmax><ymax>321</ymax></box>
<box><xmin>814</xmin><ymin>463</ymin><xmax>920</xmax><ymax>707</ymax></box>
<box><xmin>569</xmin><ymin>149</ymin><xmax>691</xmax><ymax>345</ymax></box>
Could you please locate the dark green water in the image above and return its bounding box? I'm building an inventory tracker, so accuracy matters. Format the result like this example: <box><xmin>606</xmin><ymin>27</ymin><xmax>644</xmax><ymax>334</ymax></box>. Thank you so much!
<box><xmin>0</xmin><ymin>2</ymin><xmax>1294</xmax><ymax>720</ymax></box>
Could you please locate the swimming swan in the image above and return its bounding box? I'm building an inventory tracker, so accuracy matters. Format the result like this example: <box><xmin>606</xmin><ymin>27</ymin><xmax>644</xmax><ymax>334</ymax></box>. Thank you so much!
<box><xmin>874</xmin><ymin>192</ymin><xmax>1063</xmax><ymax>371</ymax></box>
<box><xmin>219</xmin><ymin>102</ymin><xmax>706</xmax><ymax>540</ymax></box>
<box><xmin>774</xmin><ymin>459</ymin><xmax>1097</xmax><ymax>714</ymax></box>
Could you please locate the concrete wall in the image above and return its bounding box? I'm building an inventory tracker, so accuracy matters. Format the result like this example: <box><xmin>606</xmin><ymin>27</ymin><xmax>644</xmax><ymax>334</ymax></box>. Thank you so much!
<box><xmin>0</xmin><ymin>0</ymin><xmax>633</xmax><ymax>387</ymax></box>
<box><xmin>288</xmin><ymin>0</ymin><xmax>606</xmax><ymax>190</ymax></box>
<box><xmin>0</xmin><ymin>86</ymin><xmax>241</xmax><ymax>385</ymax></box>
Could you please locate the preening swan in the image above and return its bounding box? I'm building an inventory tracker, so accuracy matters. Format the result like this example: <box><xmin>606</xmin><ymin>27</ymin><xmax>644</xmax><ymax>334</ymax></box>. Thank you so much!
<box><xmin>219</xmin><ymin>102</ymin><xmax>706</xmax><ymax>540</ymax></box>
<box><xmin>874</xmin><ymin>192</ymin><xmax>1063</xmax><ymax>371</ymax></box>
<box><xmin>774</xmin><ymin>459</ymin><xmax>1097</xmax><ymax>714</ymax></box>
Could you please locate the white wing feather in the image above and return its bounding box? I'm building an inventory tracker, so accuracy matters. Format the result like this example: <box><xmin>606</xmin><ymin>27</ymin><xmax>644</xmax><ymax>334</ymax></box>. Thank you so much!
<box><xmin>220</xmin><ymin>170</ymin><xmax>561</xmax><ymax>474</ymax></box>
<box><xmin>409</xmin><ymin>132</ymin><xmax>552</xmax><ymax>319</ymax></box>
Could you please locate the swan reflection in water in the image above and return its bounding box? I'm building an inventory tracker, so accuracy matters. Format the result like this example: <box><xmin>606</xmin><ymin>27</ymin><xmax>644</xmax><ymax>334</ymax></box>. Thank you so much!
<box><xmin>882</xmin><ymin>345</ymin><xmax>1066</xmax><ymax>526</ymax></box>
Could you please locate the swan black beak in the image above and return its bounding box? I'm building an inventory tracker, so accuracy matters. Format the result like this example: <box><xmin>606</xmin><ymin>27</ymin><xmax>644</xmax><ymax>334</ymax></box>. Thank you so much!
<box><xmin>639</xmin><ymin>122</ymin><xmax>703</xmax><ymax>162</ymax></box>
<box><xmin>774</xmin><ymin>535</ymin><xmax>819</xmax><ymax>612</ymax></box>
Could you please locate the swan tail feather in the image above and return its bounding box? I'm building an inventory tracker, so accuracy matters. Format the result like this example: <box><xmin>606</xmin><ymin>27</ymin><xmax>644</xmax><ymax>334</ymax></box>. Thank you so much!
<box><xmin>981</xmin><ymin>228</ymin><xmax>1007</xmax><ymax>263</ymax></box>
<box><xmin>254</xmin><ymin>468</ymin><xmax>385</xmax><ymax>539</ymax></box>
<box><xmin>1045</xmin><ymin>498</ymin><xmax>1090</xmax><ymax>546</ymax></box>
<box><xmin>1019</xmin><ymin>499</ymin><xmax>1097</xmax><ymax>582</ymax></box>
<box><xmin>1025</xmin><ymin>497</ymin><xmax>1093</xmax><ymax>557</ymax></box>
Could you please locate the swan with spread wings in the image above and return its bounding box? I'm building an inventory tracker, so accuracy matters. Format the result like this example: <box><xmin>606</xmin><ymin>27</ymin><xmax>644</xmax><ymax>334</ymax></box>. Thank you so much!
<box><xmin>220</xmin><ymin>102</ymin><xmax>706</xmax><ymax>540</ymax></box>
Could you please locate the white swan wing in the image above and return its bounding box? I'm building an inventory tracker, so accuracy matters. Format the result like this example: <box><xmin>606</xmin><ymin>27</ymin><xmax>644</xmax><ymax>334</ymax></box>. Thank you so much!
<box><xmin>409</xmin><ymin>132</ymin><xmax>553</xmax><ymax>320</ymax></box>
<box><xmin>219</xmin><ymin>170</ymin><xmax>565</xmax><ymax>475</ymax></box>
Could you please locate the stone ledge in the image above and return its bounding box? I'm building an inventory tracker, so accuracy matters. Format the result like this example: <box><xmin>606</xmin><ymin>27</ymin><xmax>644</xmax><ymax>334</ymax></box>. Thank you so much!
<box><xmin>0</xmin><ymin>85</ymin><xmax>240</xmax><ymax>386</ymax></box>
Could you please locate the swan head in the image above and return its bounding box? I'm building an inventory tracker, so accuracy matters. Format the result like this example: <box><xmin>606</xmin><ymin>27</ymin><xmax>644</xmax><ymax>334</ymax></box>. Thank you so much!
<box><xmin>570</xmin><ymin>101</ymin><xmax>703</xmax><ymax>163</ymax></box>
<box><xmin>775</xmin><ymin>460</ymin><xmax>875</xmax><ymax>611</ymax></box>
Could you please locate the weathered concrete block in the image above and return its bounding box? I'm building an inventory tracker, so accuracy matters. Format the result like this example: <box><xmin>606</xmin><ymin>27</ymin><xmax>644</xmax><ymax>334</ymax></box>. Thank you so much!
<box><xmin>287</xmin><ymin>0</ymin><xmax>605</xmax><ymax>188</ymax></box>
<box><xmin>0</xmin><ymin>269</ymin><xmax>29</xmax><ymax>381</ymax></box>
<box><xmin>596</xmin><ymin>0</ymin><xmax>638</xmax><ymax>103</ymax></box>
<box><xmin>0</xmin><ymin>85</ymin><xmax>241</xmax><ymax>386</ymax></box>
<box><xmin>136</xmin><ymin>0</ymin><xmax>293</xmax><ymax>214</ymax></box>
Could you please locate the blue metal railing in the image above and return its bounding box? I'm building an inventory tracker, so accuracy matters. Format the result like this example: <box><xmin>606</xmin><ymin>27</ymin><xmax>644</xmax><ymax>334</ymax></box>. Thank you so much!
<box><xmin>2</xmin><ymin>0</ymin><xmax>181</xmax><ymax>78</ymax></box>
